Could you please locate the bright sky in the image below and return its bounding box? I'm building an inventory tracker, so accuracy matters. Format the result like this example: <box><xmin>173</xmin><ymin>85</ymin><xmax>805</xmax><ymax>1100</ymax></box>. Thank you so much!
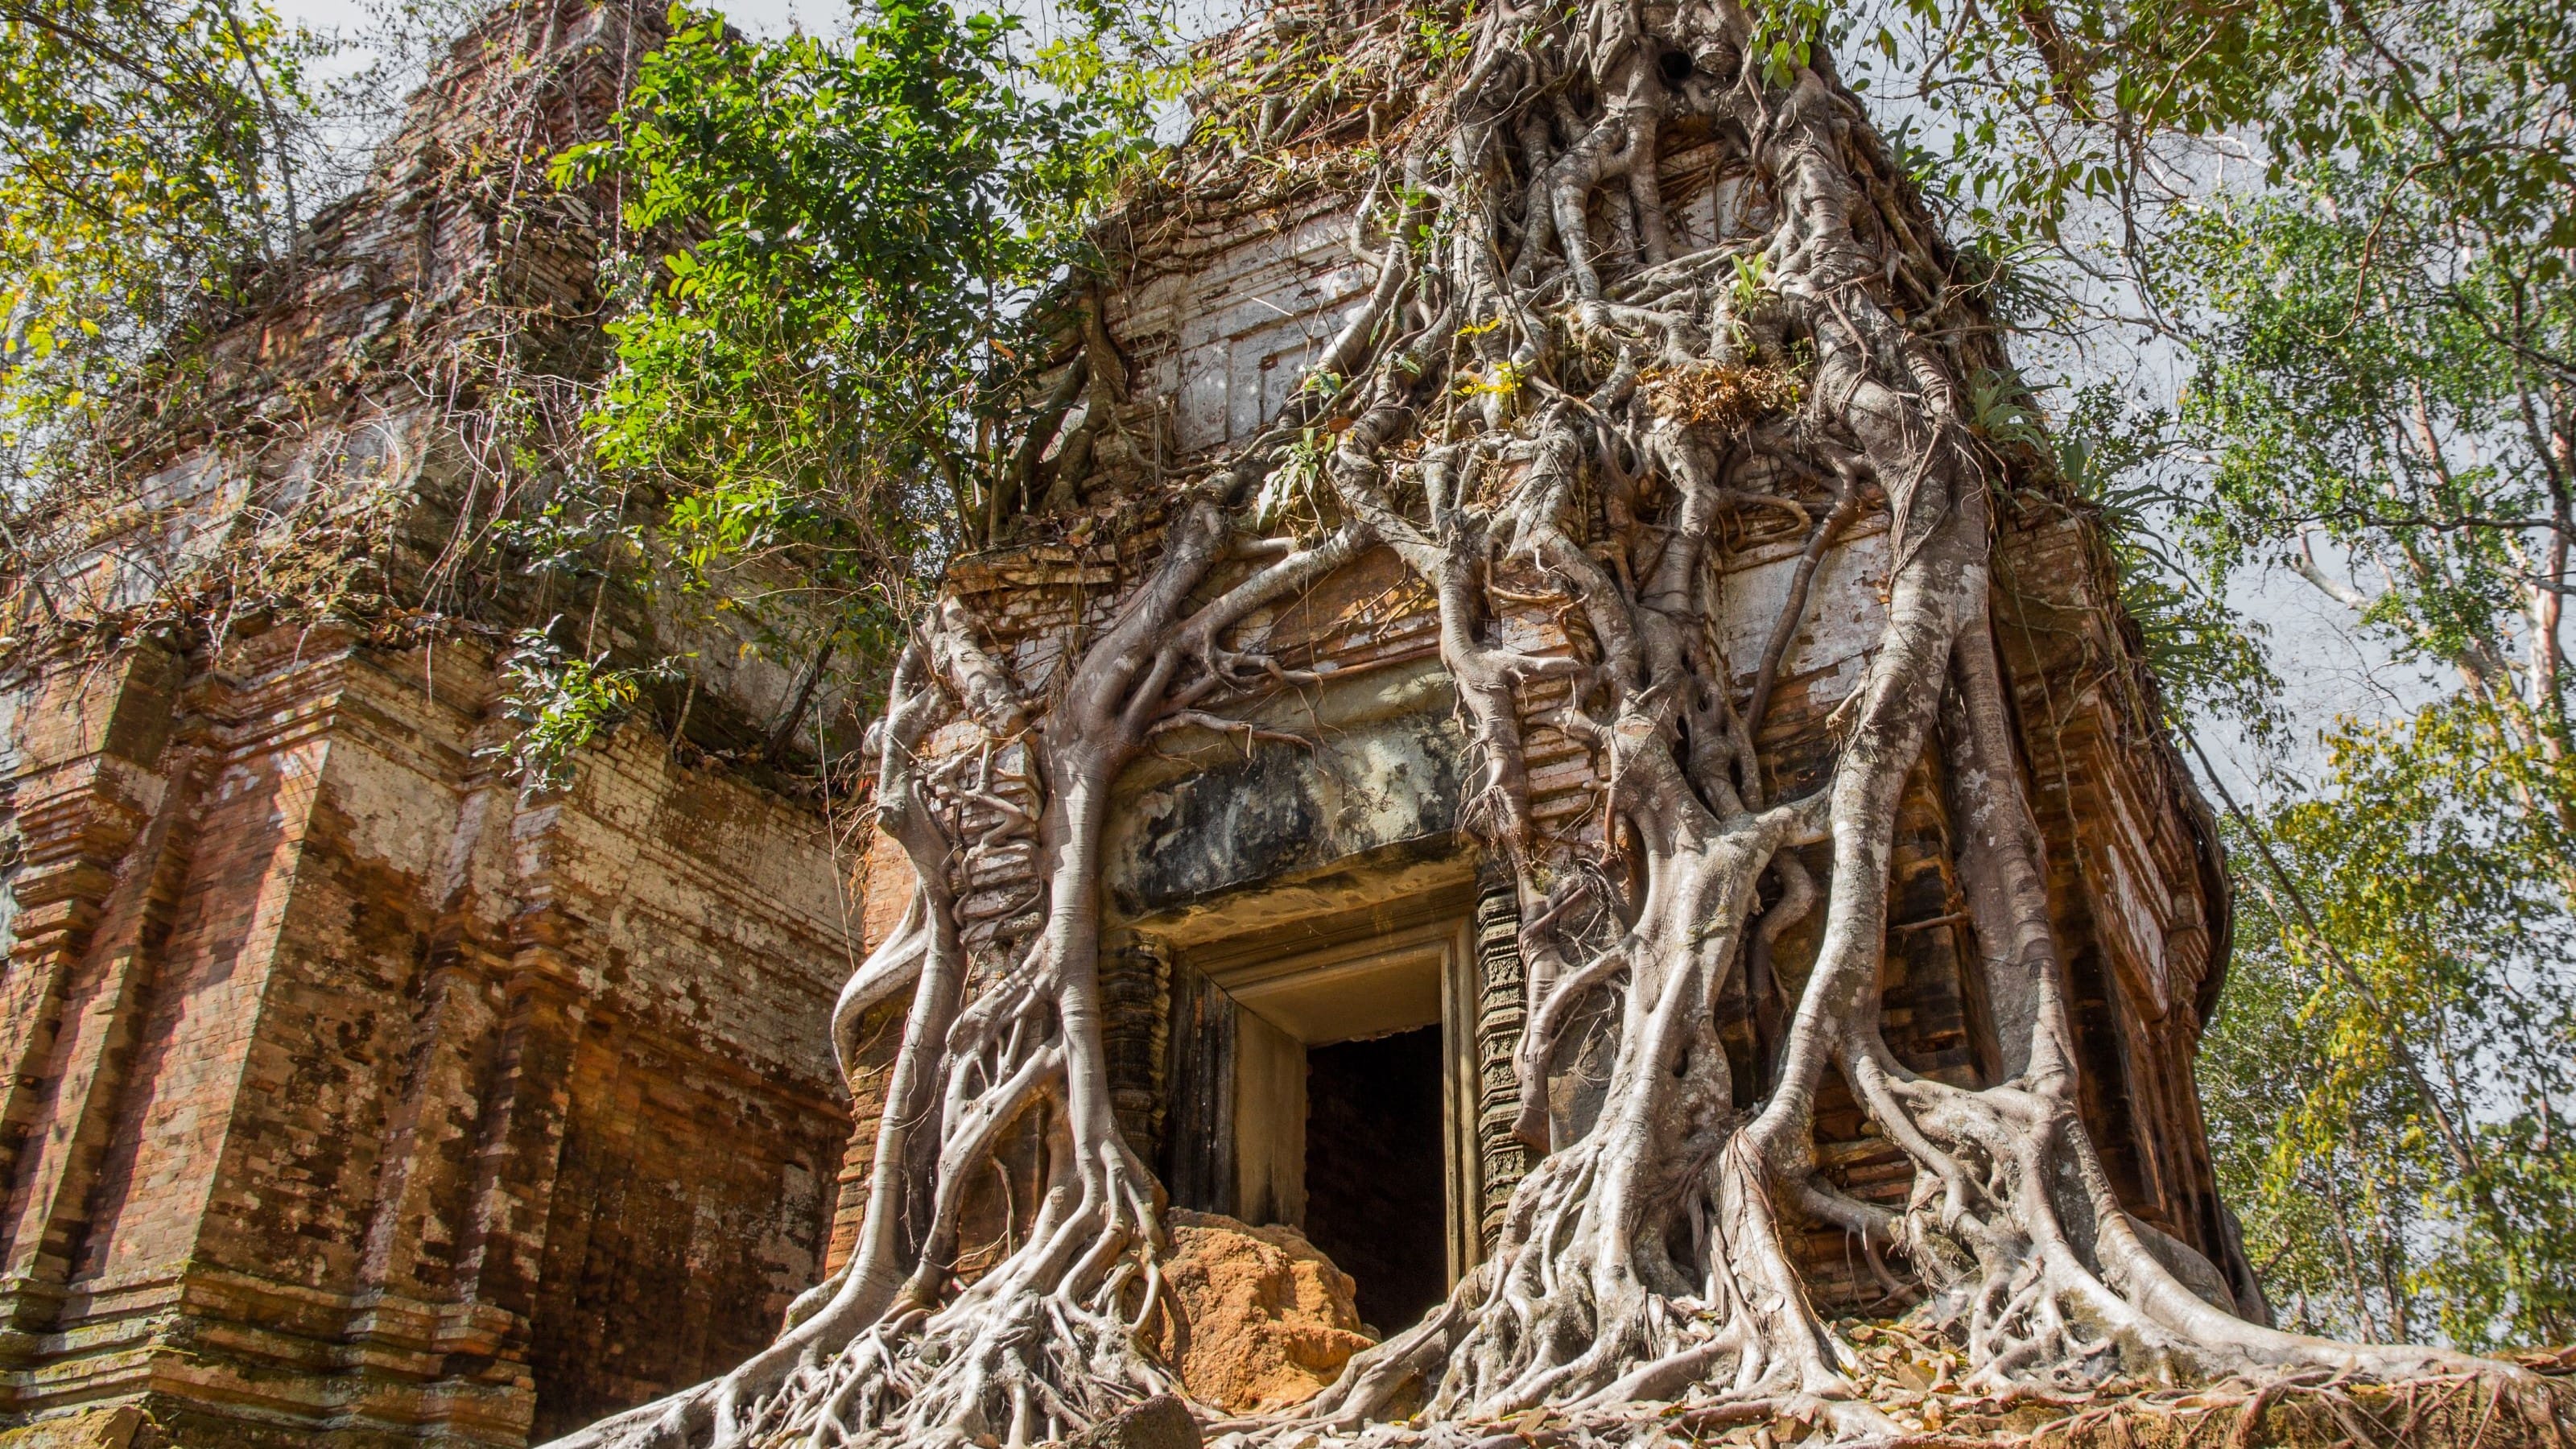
<box><xmin>273</xmin><ymin>0</ymin><xmax>812</xmax><ymax>33</ymax></box>
<box><xmin>269</xmin><ymin>0</ymin><xmax>1218</xmax><ymax>44</ymax></box>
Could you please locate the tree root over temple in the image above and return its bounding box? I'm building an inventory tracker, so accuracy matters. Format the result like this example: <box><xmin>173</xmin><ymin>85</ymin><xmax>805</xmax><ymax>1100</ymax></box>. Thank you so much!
<box><xmin>547</xmin><ymin>0</ymin><xmax>2567</xmax><ymax>1444</ymax></box>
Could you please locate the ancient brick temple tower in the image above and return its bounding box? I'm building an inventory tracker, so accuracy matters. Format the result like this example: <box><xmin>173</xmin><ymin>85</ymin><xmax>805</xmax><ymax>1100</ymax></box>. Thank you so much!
<box><xmin>0</xmin><ymin>0</ymin><xmax>2254</xmax><ymax>1443</ymax></box>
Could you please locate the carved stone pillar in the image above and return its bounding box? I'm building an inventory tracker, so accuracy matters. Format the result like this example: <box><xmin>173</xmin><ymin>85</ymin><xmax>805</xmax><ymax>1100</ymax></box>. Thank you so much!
<box><xmin>1471</xmin><ymin>873</ymin><xmax>1534</xmax><ymax>1249</ymax></box>
<box><xmin>1100</xmin><ymin>938</ymin><xmax>1170</xmax><ymax>1170</ymax></box>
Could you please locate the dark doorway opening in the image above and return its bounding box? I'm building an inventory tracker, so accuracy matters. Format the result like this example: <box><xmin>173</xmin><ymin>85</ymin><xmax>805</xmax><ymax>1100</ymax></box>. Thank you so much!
<box><xmin>1302</xmin><ymin>1026</ymin><xmax>1447</xmax><ymax>1334</ymax></box>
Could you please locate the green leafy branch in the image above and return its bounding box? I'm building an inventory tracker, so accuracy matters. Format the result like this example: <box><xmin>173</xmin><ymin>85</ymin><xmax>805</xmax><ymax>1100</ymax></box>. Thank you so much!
<box><xmin>486</xmin><ymin>621</ymin><xmax>681</xmax><ymax>795</ymax></box>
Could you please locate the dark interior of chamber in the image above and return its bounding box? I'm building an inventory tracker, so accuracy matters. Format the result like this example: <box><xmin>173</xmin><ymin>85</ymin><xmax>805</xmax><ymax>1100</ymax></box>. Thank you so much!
<box><xmin>1302</xmin><ymin>1026</ymin><xmax>1447</xmax><ymax>1335</ymax></box>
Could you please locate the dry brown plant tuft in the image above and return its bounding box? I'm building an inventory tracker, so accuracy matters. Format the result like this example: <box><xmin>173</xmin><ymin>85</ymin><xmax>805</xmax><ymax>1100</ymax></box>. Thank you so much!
<box><xmin>1640</xmin><ymin>364</ymin><xmax>1802</xmax><ymax>432</ymax></box>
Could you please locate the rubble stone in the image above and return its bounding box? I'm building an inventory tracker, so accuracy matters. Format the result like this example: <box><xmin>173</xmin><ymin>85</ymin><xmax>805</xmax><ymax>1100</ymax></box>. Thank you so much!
<box><xmin>1148</xmin><ymin>1212</ymin><xmax>1375</xmax><ymax>1414</ymax></box>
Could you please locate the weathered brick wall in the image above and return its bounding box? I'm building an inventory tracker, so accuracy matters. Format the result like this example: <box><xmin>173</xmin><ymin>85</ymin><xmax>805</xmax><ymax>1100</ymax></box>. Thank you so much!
<box><xmin>1990</xmin><ymin>508</ymin><xmax>2237</xmax><ymax>1276</ymax></box>
<box><xmin>0</xmin><ymin>624</ymin><xmax>854</xmax><ymax>1446</ymax></box>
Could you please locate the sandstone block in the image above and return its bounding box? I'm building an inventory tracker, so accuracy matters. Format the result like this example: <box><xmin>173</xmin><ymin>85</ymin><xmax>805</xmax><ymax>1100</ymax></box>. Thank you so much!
<box><xmin>0</xmin><ymin>1406</ymin><xmax>142</xmax><ymax>1449</ymax></box>
<box><xmin>1149</xmin><ymin>1210</ymin><xmax>1374</xmax><ymax>1413</ymax></box>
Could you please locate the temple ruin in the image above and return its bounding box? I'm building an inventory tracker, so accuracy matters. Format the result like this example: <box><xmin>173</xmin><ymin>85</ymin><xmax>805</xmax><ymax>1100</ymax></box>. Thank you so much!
<box><xmin>0</xmin><ymin>0</ymin><xmax>2280</xmax><ymax>1443</ymax></box>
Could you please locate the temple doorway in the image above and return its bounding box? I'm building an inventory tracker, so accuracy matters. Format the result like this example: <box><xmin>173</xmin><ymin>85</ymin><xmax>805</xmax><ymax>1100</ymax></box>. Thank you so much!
<box><xmin>1161</xmin><ymin>898</ymin><xmax>1485</xmax><ymax>1331</ymax></box>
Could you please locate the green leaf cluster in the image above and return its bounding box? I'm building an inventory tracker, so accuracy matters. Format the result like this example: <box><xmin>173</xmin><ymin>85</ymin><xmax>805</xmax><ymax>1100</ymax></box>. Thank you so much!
<box><xmin>0</xmin><ymin>0</ymin><xmax>321</xmax><ymax>473</ymax></box>
<box><xmin>555</xmin><ymin>0</ymin><xmax>1167</xmax><ymax>603</ymax></box>
<box><xmin>2205</xmin><ymin>701</ymin><xmax>2576</xmax><ymax>1349</ymax></box>
<box><xmin>486</xmin><ymin>620</ymin><xmax>682</xmax><ymax>795</ymax></box>
<box><xmin>2171</xmin><ymin>183</ymin><xmax>2572</xmax><ymax>695</ymax></box>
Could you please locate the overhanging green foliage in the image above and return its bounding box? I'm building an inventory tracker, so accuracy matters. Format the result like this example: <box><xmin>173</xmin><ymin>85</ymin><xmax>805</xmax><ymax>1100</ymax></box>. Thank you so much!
<box><xmin>555</xmin><ymin>0</ymin><xmax>1168</xmax><ymax>583</ymax></box>
<box><xmin>0</xmin><ymin>0</ymin><xmax>322</xmax><ymax>477</ymax></box>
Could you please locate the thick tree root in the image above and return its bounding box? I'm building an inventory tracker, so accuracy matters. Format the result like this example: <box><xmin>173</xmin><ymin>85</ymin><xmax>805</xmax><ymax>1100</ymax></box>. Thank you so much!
<box><xmin>720</xmin><ymin>1140</ymin><xmax>1174</xmax><ymax>1448</ymax></box>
